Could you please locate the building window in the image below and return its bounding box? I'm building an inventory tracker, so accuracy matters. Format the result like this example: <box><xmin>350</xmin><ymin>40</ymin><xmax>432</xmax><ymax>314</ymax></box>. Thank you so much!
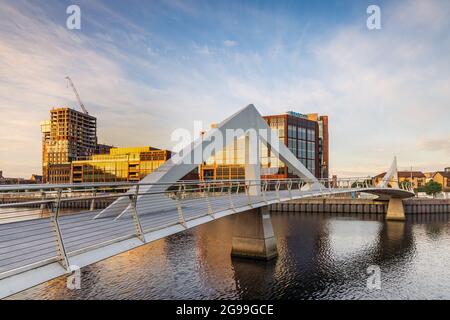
<box><xmin>307</xmin><ymin>142</ymin><xmax>315</xmax><ymax>159</ymax></box>
<box><xmin>300</xmin><ymin>158</ymin><xmax>307</xmax><ymax>167</ymax></box>
<box><xmin>288</xmin><ymin>125</ymin><xmax>297</xmax><ymax>139</ymax></box>
<box><xmin>298</xmin><ymin>127</ymin><xmax>306</xmax><ymax>140</ymax></box>
<box><xmin>307</xmin><ymin>129</ymin><xmax>315</xmax><ymax>141</ymax></box>
<box><xmin>307</xmin><ymin>160</ymin><xmax>315</xmax><ymax>174</ymax></box>
<box><xmin>299</xmin><ymin>141</ymin><xmax>307</xmax><ymax>159</ymax></box>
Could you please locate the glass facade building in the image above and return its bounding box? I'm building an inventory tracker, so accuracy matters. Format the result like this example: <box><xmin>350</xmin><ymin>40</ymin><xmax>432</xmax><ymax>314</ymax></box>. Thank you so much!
<box><xmin>265</xmin><ymin>112</ymin><xmax>319</xmax><ymax>178</ymax></box>
<box><xmin>199</xmin><ymin>111</ymin><xmax>328</xmax><ymax>180</ymax></box>
<box><xmin>307</xmin><ymin>113</ymin><xmax>329</xmax><ymax>180</ymax></box>
<box><xmin>71</xmin><ymin>146</ymin><xmax>171</xmax><ymax>183</ymax></box>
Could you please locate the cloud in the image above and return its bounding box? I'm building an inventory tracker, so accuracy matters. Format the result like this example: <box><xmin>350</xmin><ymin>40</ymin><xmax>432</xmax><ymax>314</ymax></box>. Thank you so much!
<box><xmin>418</xmin><ymin>138</ymin><xmax>450</xmax><ymax>154</ymax></box>
<box><xmin>0</xmin><ymin>0</ymin><xmax>448</xmax><ymax>178</ymax></box>
<box><xmin>0</xmin><ymin>1</ymin><xmax>213</xmax><ymax>176</ymax></box>
<box><xmin>223</xmin><ymin>40</ymin><xmax>237</xmax><ymax>47</ymax></box>
<box><xmin>193</xmin><ymin>43</ymin><xmax>211</xmax><ymax>55</ymax></box>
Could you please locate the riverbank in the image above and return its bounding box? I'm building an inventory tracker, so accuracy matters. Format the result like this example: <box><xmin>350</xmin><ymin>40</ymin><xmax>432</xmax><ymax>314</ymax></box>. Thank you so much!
<box><xmin>270</xmin><ymin>198</ymin><xmax>450</xmax><ymax>214</ymax></box>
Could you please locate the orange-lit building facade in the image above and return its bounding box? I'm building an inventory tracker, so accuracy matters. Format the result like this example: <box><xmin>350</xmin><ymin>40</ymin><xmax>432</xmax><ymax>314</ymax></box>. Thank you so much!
<box><xmin>41</xmin><ymin>107</ymin><xmax>98</xmax><ymax>183</ymax></box>
<box><xmin>432</xmin><ymin>168</ymin><xmax>450</xmax><ymax>192</ymax></box>
<box><xmin>71</xmin><ymin>146</ymin><xmax>172</xmax><ymax>183</ymax></box>
<box><xmin>199</xmin><ymin>111</ymin><xmax>329</xmax><ymax>180</ymax></box>
<box><xmin>372</xmin><ymin>171</ymin><xmax>426</xmax><ymax>189</ymax></box>
<box><xmin>307</xmin><ymin>113</ymin><xmax>329</xmax><ymax>179</ymax></box>
<box><xmin>41</xmin><ymin>108</ymin><xmax>173</xmax><ymax>184</ymax></box>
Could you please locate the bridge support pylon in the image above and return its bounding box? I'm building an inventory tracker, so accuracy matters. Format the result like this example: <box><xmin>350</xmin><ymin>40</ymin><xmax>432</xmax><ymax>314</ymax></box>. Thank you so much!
<box><xmin>386</xmin><ymin>198</ymin><xmax>405</xmax><ymax>221</ymax></box>
<box><xmin>231</xmin><ymin>207</ymin><xmax>278</xmax><ymax>260</ymax></box>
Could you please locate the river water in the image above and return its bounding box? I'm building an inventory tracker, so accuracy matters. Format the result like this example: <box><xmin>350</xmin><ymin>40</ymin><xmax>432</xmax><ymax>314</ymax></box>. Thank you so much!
<box><xmin>9</xmin><ymin>212</ymin><xmax>450</xmax><ymax>300</ymax></box>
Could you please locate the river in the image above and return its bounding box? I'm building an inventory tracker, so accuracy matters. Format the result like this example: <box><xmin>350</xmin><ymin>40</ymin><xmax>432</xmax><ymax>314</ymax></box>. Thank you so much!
<box><xmin>8</xmin><ymin>212</ymin><xmax>450</xmax><ymax>299</ymax></box>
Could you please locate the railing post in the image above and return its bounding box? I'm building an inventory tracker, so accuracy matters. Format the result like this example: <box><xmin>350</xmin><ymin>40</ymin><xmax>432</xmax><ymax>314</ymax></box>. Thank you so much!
<box><xmin>228</xmin><ymin>181</ymin><xmax>236</xmax><ymax>212</ymax></box>
<box><xmin>49</xmin><ymin>188</ymin><xmax>69</xmax><ymax>270</ymax></box>
<box><xmin>129</xmin><ymin>185</ymin><xmax>145</xmax><ymax>243</ymax></box>
<box><xmin>206</xmin><ymin>183</ymin><xmax>214</xmax><ymax>216</ymax></box>
<box><xmin>246</xmin><ymin>181</ymin><xmax>253</xmax><ymax>207</ymax></box>
<box><xmin>275</xmin><ymin>180</ymin><xmax>281</xmax><ymax>201</ymax></box>
<box><xmin>40</xmin><ymin>189</ymin><xmax>46</xmax><ymax>217</ymax></box>
<box><xmin>90</xmin><ymin>189</ymin><xmax>97</xmax><ymax>211</ymax></box>
<box><xmin>317</xmin><ymin>179</ymin><xmax>323</xmax><ymax>193</ymax></box>
<box><xmin>262</xmin><ymin>180</ymin><xmax>268</xmax><ymax>204</ymax></box>
<box><xmin>176</xmin><ymin>184</ymin><xmax>187</xmax><ymax>227</ymax></box>
<box><xmin>287</xmin><ymin>179</ymin><xmax>293</xmax><ymax>199</ymax></box>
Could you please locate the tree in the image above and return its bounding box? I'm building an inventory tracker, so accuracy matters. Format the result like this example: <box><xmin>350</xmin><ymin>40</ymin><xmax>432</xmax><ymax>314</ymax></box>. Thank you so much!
<box><xmin>422</xmin><ymin>180</ymin><xmax>442</xmax><ymax>198</ymax></box>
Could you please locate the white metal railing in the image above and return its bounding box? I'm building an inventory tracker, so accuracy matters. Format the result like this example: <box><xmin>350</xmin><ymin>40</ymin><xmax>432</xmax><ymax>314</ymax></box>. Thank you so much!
<box><xmin>0</xmin><ymin>177</ymin><xmax>411</xmax><ymax>280</ymax></box>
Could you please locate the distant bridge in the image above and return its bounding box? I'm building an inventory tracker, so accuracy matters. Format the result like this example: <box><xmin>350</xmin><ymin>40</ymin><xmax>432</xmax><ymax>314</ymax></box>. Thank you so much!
<box><xmin>0</xmin><ymin>105</ymin><xmax>413</xmax><ymax>298</ymax></box>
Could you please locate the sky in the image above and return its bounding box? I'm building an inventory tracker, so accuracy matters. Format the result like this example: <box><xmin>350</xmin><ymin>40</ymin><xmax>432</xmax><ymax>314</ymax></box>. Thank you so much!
<box><xmin>0</xmin><ymin>0</ymin><xmax>449</xmax><ymax>178</ymax></box>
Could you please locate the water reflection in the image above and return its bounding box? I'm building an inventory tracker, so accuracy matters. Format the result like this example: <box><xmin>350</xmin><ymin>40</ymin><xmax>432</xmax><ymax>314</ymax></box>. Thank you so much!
<box><xmin>9</xmin><ymin>212</ymin><xmax>450</xmax><ymax>300</ymax></box>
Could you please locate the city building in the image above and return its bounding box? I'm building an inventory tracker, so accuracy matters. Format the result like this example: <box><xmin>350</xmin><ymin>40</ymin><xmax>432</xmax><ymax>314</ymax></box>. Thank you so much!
<box><xmin>41</xmin><ymin>107</ymin><xmax>115</xmax><ymax>183</ymax></box>
<box><xmin>30</xmin><ymin>174</ymin><xmax>43</xmax><ymax>183</ymax></box>
<box><xmin>96</xmin><ymin>143</ymin><xmax>114</xmax><ymax>155</ymax></box>
<box><xmin>199</xmin><ymin>111</ymin><xmax>329</xmax><ymax>180</ymax></box>
<box><xmin>373</xmin><ymin>171</ymin><xmax>426</xmax><ymax>189</ymax></box>
<box><xmin>46</xmin><ymin>164</ymin><xmax>72</xmax><ymax>184</ymax></box>
<box><xmin>41</xmin><ymin>107</ymin><xmax>98</xmax><ymax>183</ymax></box>
<box><xmin>432</xmin><ymin>168</ymin><xmax>450</xmax><ymax>192</ymax></box>
<box><xmin>423</xmin><ymin>172</ymin><xmax>436</xmax><ymax>182</ymax></box>
<box><xmin>71</xmin><ymin>146</ymin><xmax>172</xmax><ymax>183</ymax></box>
<box><xmin>307</xmin><ymin>113</ymin><xmax>329</xmax><ymax>179</ymax></box>
<box><xmin>199</xmin><ymin>137</ymin><xmax>246</xmax><ymax>180</ymax></box>
<box><xmin>0</xmin><ymin>170</ymin><xmax>42</xmax><ymax>185</ymax></box>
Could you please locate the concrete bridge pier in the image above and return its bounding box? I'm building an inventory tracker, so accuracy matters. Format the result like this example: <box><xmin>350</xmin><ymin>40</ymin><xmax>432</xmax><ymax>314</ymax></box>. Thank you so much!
<box><xmin>386</xmin><ymin>198</ymin><xmax>406</xmax><ymax>221</ymax></box>
<box><xmin>231</xmin><ymin>207</ymin><xmax>278</xmax><ymax>260</ymax></box>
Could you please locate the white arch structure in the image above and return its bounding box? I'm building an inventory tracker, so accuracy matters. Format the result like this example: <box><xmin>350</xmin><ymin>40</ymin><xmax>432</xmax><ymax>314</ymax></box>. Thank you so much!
<box><xmin>377</xmin><ymin>156</ymin><xmax>399</xmax><ymax>188</ymax></box>
<box><xmin>97</xmin><ymin>104</ymin><xmax>322</xmax><ymax>219</ymax></box>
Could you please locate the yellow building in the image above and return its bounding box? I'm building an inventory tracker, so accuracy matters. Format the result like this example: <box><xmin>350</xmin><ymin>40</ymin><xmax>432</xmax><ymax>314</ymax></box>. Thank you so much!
<box><xmin>373</xmin><ymin>171</ymin><xmax>426</xmax><ymax>189</ymax></box>
<box><xmin>200</xmin><ymin>136</ymin><xmax>247</xmax><ymax>180</ymax></box>
<box><xmin>71</xmin><ymin>146</ymin><xmax>171</xmax><ymax>183</ymax></box>
<box><xmin>432</xmin><ymin>169</ymin><xmax>450</xmax><ymax>192</ymax></box>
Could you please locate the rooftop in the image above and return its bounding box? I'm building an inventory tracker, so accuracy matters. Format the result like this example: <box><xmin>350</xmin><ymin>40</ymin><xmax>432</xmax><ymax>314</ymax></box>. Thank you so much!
<box><xmin>434</xmin><ymin>171</ymin><xmax>450</xmax><ymax>179</ymax></box>
<box><xmin>374</xmin><ymin>171</ymin><xmax>426</xmax><ymax>179</ymax></box>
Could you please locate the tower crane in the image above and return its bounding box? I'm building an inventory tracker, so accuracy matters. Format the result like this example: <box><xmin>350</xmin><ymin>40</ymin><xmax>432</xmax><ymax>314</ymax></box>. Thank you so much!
<box><xmin>66</xmin><ymin>76</ymin><xmax>89</xmax><ymax>115</ymax></box>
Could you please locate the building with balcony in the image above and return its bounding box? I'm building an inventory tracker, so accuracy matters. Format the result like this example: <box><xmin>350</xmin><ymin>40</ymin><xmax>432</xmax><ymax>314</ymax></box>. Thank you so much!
<box><xmin>41</xmin><ymin>107</ymin><xmax>115</xmax><ymax>183</ymax></box>
<box><xmin>41</xmin><ymin>107</ymin><xmax>98</xmax><ymax>183</ymax></box>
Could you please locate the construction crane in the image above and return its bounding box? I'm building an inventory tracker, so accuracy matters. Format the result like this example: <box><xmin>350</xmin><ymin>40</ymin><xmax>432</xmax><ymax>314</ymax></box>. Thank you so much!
<box><xmin>66</xmin><ymin>76</ymin><xmax>89</xmax><ymax>115</ymax></box>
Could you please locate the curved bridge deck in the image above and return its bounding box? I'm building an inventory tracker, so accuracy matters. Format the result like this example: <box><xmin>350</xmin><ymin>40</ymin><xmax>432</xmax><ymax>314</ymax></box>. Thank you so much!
<box><xmin>0</xmin><ymin>181</ymin><xmax>413</xmax><ymax>298</ymax></box>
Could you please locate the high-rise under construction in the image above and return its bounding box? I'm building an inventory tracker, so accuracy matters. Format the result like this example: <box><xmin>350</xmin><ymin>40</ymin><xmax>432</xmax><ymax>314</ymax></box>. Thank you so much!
<box><xmin>41</xmin><ymin>107</ymin><xmax>98</xmax><ymax>183</ymax></box>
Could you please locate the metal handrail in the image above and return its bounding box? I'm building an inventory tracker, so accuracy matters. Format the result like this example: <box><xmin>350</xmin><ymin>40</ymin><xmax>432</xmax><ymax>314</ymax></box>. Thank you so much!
<box><xmin>0</xmin><ymin>176</ymin><xmax>413</xmax><ymax>284</ymax></box>
<box><xmin>0</xmin><ymin>177</ymin><xmax>411</xmax><ymax>207</ymax></box>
